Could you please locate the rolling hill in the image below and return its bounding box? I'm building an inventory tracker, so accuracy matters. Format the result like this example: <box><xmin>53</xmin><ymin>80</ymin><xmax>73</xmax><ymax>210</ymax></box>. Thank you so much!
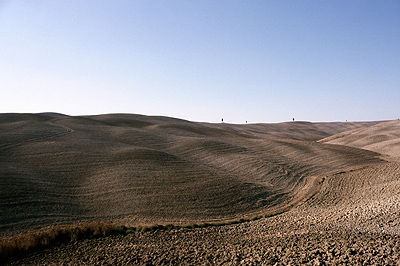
<box><xmin>0</xmin><ymin>113</ymin><xmax>384</xmax><ymax>237</ymax></box>
<box><xmin>319</xmin><ymin>119</ymin><xmax>400</xmax><ymax>158</ymax></box>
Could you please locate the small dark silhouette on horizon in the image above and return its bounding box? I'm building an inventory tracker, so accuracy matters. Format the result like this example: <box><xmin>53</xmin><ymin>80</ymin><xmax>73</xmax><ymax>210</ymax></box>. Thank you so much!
<box><xmin>293</xmin><ymin>118</ymin><xmax>295</xmax><ymax>121</ymax></box>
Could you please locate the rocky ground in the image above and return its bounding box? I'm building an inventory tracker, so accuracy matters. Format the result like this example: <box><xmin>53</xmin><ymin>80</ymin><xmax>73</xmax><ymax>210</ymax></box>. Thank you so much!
<box><xmin>7</xmin><ymin>161</ymin><xmax>400</xmax><ymax>265</ymax></box>
<box><xmin>10</xmin><ymin>226</ymin><xmax>400</xmax><ymax>265</ymax></box>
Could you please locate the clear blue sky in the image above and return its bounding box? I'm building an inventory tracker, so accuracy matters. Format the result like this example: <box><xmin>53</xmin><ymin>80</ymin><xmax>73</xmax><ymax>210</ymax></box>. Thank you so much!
<box><xmin>1</xmin><ymin>1</ymin><xmax>399</xmax><ymax>123</ymax></box>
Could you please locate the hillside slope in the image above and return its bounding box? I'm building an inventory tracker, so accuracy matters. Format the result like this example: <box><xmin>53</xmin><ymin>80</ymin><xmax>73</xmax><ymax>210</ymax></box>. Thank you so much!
<box><xmin>319</xmin><ymin>119</ymin><xmax>400</xmax><ymax>158</ymax></box>
<box><xmin>0</xmin><ymin>113</ymin><xmax>384</xmax><ymax>236</ymax></box>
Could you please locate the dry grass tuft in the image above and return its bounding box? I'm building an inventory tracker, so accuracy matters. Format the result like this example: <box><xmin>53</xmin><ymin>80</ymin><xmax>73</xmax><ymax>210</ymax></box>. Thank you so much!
<box><xmin>0</xmin><ymin>221</ymin><xmax>126</xmax><ymax>263</ymax></box>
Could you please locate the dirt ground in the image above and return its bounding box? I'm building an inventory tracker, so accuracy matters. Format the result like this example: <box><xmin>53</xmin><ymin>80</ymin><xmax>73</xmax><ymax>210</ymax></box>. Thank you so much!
<box><xmin>0</xmin><ymin>113</ymin><xmax>382</xmax><ymax>236</ymax></box>
<box><xmin>2</xmin><ymin>114</ymin><xmax>400</xmax><ymax>265</ymax></box>
<box><xmin>7</xmin><ymin>160</ymin><xmax>400</xmax><ymax>265</ymax></box>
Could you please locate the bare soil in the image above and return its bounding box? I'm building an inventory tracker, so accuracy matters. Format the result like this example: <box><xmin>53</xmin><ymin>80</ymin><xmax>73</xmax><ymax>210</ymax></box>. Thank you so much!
<box><xmin>319</xmin><ymin>119</ymin><xmax>400</xmax><ymax>159</ymax></box>
<box><xmin>2</xmin><ymin>113</ymin><xmax>400</xmax><ymax>265</ymax></box>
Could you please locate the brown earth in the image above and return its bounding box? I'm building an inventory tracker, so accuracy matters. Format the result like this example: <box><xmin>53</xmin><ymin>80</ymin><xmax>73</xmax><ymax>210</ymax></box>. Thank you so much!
<box><xmin>2</xmin><ymin>113</ymin><xmax>400</xmax><ymax>265</ymax></box>
<box><xmin>319</xmin><ymin>119</ymin><xmax>400</xmax><ymax>159</ymax></box>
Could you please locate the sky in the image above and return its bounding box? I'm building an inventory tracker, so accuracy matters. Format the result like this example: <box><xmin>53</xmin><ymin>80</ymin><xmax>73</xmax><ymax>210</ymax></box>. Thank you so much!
<box><xmin>0</xmin><ymin>1</ymin><xmax>399</xmax><ymax>123</ymax></box>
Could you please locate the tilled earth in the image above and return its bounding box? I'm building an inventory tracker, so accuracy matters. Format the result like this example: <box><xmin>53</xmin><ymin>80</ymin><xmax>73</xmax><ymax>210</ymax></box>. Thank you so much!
<box><xmin>10</xmin><ymin>225</ymin><xmax>400</xmax><ymax>265</ymax></box>
<box><xmin>7</xmin><ymin>161</ymin><xmax>400</xmax><ymax>265</ymax></box>
<box><xmin>1</xmin><ymin>114</ymin><xmax>383</xmax><ymax>237</ymax></box>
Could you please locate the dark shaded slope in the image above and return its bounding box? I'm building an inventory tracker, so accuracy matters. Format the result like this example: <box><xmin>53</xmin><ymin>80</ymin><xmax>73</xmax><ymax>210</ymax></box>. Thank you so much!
<box><xmin>0</xmin><ymin>113</ymin><xmax>384</xmax><ymax>236</ymax></box>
